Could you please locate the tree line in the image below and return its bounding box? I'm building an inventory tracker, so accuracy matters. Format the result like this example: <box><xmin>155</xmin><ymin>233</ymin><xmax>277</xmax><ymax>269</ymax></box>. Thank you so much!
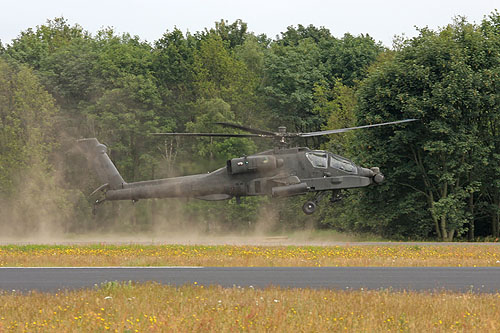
<box><xmin>0</xmin><ymin>13</ymin><xmax>498</xmax><ymax>240</ymax></box>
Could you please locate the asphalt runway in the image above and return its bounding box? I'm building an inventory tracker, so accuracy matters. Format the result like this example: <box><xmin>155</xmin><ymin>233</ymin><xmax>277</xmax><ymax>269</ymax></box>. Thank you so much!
<box><xmin>2</xmin><ymin>267</ymin><xmax>500</xmax><ymax>293</ymax></box>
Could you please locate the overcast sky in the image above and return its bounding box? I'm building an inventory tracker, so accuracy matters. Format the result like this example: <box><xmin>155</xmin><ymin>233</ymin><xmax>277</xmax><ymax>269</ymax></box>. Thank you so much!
<box><xmin>1</xmin><ymin>1</ymin><xmax>498</xmax><ymax>47</ymax></box>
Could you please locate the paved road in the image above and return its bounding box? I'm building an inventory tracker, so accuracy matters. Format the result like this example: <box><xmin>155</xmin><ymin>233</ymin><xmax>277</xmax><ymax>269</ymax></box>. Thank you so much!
<box><xmin>2</xmin><ymin>267</ymin><xmax>500</xmax><ymax>293</ymax></box>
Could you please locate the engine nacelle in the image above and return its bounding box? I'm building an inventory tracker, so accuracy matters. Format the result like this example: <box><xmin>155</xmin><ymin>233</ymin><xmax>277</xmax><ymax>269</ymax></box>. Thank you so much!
<box><xmin>227</xmin><ymin>155</ymin><xmax>283</xmax><ymax>175</ymax></box>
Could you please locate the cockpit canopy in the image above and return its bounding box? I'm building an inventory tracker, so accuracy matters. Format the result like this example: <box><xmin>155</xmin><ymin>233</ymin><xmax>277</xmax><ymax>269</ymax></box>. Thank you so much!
<box><xmin>305</xmin><ymin>151</ymin><xmax>328</xmax><ymax>168</ymax></box>
<box><xmin>305</xmin><ymin>151</ymin><xmax>357</xmax><ymax>174</ymax></box>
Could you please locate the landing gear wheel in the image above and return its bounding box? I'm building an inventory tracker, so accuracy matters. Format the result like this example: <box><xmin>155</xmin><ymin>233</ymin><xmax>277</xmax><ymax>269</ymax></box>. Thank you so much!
<box><xmin>302</xmin><ymin>201</ymin><xmax>317</xmax><ymax>215</ymax></box>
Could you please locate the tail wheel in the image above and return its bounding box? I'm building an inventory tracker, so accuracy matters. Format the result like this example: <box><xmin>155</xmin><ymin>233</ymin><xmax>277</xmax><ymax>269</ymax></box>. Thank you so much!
<box><xmin>302</xmin><ymin>201</ymin><xmax>317</xmax><ymax>215</ymax></box>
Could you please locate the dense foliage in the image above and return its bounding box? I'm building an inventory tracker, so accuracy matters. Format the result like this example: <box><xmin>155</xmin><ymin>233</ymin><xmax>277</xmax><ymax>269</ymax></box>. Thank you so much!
<box><xmin>351</xmin><ymin>14</ymin><xmax>500</xmax><ymax>240</ymax></box>
<box><xmin>0</xmin><ymin>14</ymin><xmax>498</xmax><ymax>240</ymax></box>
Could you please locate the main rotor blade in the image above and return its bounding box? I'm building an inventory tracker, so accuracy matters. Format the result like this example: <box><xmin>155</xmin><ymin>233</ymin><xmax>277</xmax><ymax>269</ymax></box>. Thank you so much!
<box><xmin>150</xmin><ymin>132</ymin><xmax>268</xmax><ymax>138</ymax></box>
<box><xmin>298</xmin><ymin>119</ymin><xmax>418</xmax><ymax>137</ymax></box>
<box><xmin>214</xmin><ymin>122</ymin><xmax>277</xmax><ymax>136</ymax></box>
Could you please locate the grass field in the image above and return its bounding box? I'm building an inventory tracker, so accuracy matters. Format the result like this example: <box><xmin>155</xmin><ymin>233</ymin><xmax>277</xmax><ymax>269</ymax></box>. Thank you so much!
<box><xmin>2</xmin><ymin>243</ymin><xmax>500</xmax><ymax>332</ymax></box>
<box><xmin>1</xmin><ymin>282</ymin><xmax>499</xmax><ymax>332</ymax></box>
<box><xmin>1</xmin><ymin>244</ymin><xmax>500</xmax><ymax>267</ymax></box>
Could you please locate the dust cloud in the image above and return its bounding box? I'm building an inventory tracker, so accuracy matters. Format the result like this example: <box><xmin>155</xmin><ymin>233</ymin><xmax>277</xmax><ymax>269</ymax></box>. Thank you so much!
<box><xmin>0</xmin><ymin>166</ymin><xmax>69</xmax><ymax>242</ymax></box>
<box><xmin>0</xmin><ymin>141</ymin><xmax>362</xmax><ymax>246</ymax></box>
<box><xmin>0</xmin><ymin>193</ymin><xmax>361</xmax><ymax>246</ymax></box>
<box><xmin>0</xmin><ymin>174</ymin><xmax>359</xmax><ymax>246</ymax></box>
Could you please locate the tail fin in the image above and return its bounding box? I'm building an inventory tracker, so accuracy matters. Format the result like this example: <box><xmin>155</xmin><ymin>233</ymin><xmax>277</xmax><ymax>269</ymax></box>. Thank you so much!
<box><xmin>77</xmin><ymin>138</ymin><xmax>126</xmax><ymax>190</ymax></box>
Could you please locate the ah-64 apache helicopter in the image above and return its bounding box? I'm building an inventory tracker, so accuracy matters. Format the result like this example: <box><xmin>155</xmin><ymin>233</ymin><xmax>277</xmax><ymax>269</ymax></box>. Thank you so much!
<box><xmin>78</xmin><ymin>119</ymin><xmax>416</xmax><ymax>214</ymax></box>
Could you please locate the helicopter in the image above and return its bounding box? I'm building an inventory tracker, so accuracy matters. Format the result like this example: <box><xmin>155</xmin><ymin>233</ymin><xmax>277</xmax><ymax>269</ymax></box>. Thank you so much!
<box><xmin>78</xmin><ymin>119</ymin><xmax>416</xmax><ymax>214</ymax></box>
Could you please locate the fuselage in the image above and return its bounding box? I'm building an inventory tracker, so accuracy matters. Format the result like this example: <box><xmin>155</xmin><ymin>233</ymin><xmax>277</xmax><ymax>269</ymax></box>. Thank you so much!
<box><xmin>104</xmin><ymin>147</ymin><xmax>381</xmax><ymax>202</ymax></box>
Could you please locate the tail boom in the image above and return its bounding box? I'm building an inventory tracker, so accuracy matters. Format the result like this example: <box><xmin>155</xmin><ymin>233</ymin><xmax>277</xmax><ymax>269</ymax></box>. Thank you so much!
<box><xmin>78</xmin><ymin>138</ymin><xmax>231</xmax><ymax>202</ymax></box>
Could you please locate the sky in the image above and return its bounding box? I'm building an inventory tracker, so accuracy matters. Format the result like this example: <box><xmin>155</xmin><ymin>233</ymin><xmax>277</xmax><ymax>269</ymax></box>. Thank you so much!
<box><xmin>1</xmin><ymin>0</ymin><xmax>498</xmax><ymax>48</ymax></box>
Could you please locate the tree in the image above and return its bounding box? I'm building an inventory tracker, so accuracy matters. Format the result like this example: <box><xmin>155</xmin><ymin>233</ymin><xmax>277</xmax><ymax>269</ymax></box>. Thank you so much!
<box><xmin>263</xmin><ymin>25</ymin><xmax>382</xmax><ymax>137</ymax></box>
<box><xmin>263</xmin><ymin>38</ymin><xmax>326</xmax><ymax>133</ymax></box>
<box><xmin>211</xmin><ymin>19</ymin><xmax>249</xmax><ymax>49</ymax></box>
<box><xmin>184</xmin><ymin>98</ymin><xmax>256</xmax><ymax>171</ymax></box>
<box><xmin>40</xmin><ymin>37</ymin><xmax>99</xmax><ymax>110</ymax></box>
<box><xmin>279</xmin><ymin>24</ymin><xmax>333</xmax><ymax>47</ymax></box>
<box><xmin>84</xmin><ymin>73</ymin><xmax>165</xmax><ymax>181</ymax></box>
<box><xmin>152</xmin><ymin>28</ymin><xmax>197</xmax><ymax>129</ymax></box>
<box><xmin>313</xmin><ymin>79</ymin><xmax>357</xmax><ymax>153</ymax></box>
<box><xmin>5</xmin><ymin>17</ymin><xmax>88</xmax><ymax>70</ymax></box>
<box><xmin>476</xmin><ymin>11</ymin><xmax>500</xmax><ymax>237</ymax></box>
<box><xmin>353</xmin><ymin>14</ymin><xmax>500</xmax><ymax>240</ymax></box>
<box><xmin>0</xmin><ymin>59</ymin><xmax>71</xmax><ymax>235</ymax></box>
<box><xmin>326</xmin><ymin>33</ymin><xmax>384</xmax><ymax>86</ymax></box>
